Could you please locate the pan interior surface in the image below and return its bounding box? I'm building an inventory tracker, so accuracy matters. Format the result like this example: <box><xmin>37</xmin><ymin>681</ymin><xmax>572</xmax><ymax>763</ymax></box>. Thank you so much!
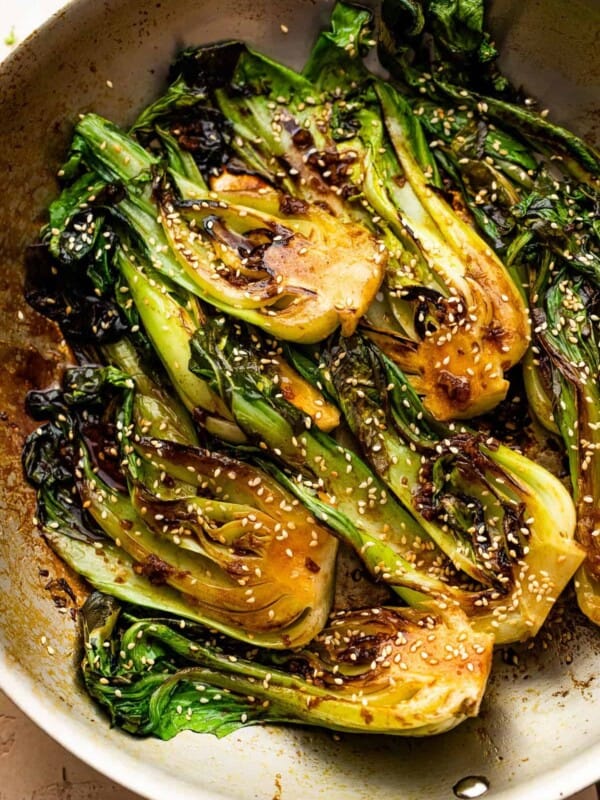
<box><xmin>0</xmin><ymin>1</ymin><xmax>598</xmax><ymax>799</ymax></box>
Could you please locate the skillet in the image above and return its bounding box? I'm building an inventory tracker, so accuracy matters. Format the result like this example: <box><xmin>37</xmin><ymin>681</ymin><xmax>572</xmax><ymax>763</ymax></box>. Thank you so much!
<box><xmin>0</xmin><ymin>1</ymin><xmax>599</xmax><ymax>798</ymax></box>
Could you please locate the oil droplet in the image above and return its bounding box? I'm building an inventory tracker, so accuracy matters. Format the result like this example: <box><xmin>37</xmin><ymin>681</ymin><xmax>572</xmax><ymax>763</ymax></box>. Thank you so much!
<box><xmin>452</xmin><ymin>775</ymin><xmax>490</xmax><ymax>799</ymax></box>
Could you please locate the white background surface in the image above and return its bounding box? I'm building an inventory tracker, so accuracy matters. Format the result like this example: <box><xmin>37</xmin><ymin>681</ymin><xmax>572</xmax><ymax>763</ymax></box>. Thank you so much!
<box><xmin>0</xmin><ymin>3</ymin><xmax>597</xmax><ymax>799</ymax></box>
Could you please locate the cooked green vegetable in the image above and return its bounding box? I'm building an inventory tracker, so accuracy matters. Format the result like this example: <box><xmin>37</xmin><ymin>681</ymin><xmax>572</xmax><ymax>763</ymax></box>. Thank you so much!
<box><xmin>525</xmin><ymin>220</ymin><xmax>600</xmax><ymax>625</ymax></box>
<box><xmin>81</xmin><ymin>592</ymin><xmax>493</xmax><ymax>738</ymax></box>
<box><xmin>203</xmin><ymin>3</ymin><xmax>530</xmax><ymax>420</ymax></box>
<box><xmin>379</xmin><ymin>0</ymin><xmax>600</xmax><ymax>176</ymax></box>
<box><xmin>116</xmin><ymin>250</ymin><xmax>243</xmax><ymax>442</ymax></box>
<box><xmin>189</xmin><ymin>315</ymin><xmax>583</xmax><ymax>642</ymax></box>
<box><xmin>189</xmin><ymin>314</ymin><xmax>460</xmax><ymax>605</ymax></box>
<box><xmin>367</xmin><ymin>80</ymin><xmax>530</xmax><ymax>420</ymax></box>
<box><xmin>377</xmin><ymin>0</ymin><xmax>600</xmax><ymax>624</ymax></box>
<box><xmin>21</xmin><ymin>0</ymin><xmax>599</xmax><ymax>746</ymax></box>
<box><xmin>23</xmin><ymin>356</ymin><xmax>338</xmax><ymax>648</ymax></box>
<box><xmin>72</xmin><ymin>113</ymin><xmax>386</xmax><ymax>345</ymax></box>
<box><xmin>320</xmin><ymin>331</ymin><xmax>583</xmax><ymax>641</ymax></box>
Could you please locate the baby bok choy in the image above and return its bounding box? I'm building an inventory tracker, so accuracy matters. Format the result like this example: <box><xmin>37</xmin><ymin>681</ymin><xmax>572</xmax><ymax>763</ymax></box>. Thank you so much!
<box><xmin>189</xmin><ymin>314</ymin><xmax>466</xmax><ymax>606</ymax></box>
<box><xmin>376</xmin><ymin>0</ymin><xmax>600</xmax><ymax>625</ymax></box>
<box><xmin>190</xmin><ymin>2</ymin><xmax>530</xmax><ymax>420</ymax></box>
<box><xmin>522</xmin><ymin>210</ymin><xmax>600</xmax><ymax>625</ymax></box>
<box><xmin>22</xmin><ymin>353</ymin><xmax>338</xmax><ymax>648</ymax></box>
<box><xmin>319</xmin><ymin>332</ymin><xmax>583</xmax><ymax>642</ymax></box>
<box><xmin>71</xmin><ymin>112</ymin><xmax>386</xmax><ymax>344</ymax></box>
<box><xmin>21</xmin><ymin>0</ymin><xmax>597</xmax><ymax>747</ymax></box>
<box><xmin>81</xmin><ymin>591</ymin><xmax>492</xmax><ymax>738</ymax></box>
<box><xmin>189</xmin><ymin>315</ymin><xmax>582</xmax><ymax>642</ymax></box>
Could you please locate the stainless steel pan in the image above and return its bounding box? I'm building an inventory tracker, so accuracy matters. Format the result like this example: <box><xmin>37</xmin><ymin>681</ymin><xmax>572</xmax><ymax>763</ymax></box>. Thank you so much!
<box><xmin>0</xmin><ymin>1</ymin><xmax>599</xmax><ymax>798</ymax></box>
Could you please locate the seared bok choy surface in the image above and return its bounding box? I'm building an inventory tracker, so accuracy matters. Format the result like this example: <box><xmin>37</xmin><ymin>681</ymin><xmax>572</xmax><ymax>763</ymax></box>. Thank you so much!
<box><xmin>82</xmin><ymin>592</ymin><xmax>492</xmax><ymax>738</ymax></box>
<box><xmin>202</xmin><ymin>3</ymin><xmax>530</xmax><ymax>420</ymax></box>
<box><xmin>22</xmin><ymin>0</ymin><xmax>594</xmax><ymax>742</ymax></box>
<box><xmin>22</xmin><ymin>352</ymin><xmax>338</xmax><ymax>648</ymax></box>
<box><xmin>320</xmin><ymin>332</ymin><xmax>582</xmax><ymax>641</ymax></box>
<box><xmin>376</xmin><ymin>0</ymin><xmax>600</xmax><ymax>624</ymax></box>
<box><xmin>190</xmin><ymin>316</ymin><xmax>581</xmax><ymax>643</ymax></box>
